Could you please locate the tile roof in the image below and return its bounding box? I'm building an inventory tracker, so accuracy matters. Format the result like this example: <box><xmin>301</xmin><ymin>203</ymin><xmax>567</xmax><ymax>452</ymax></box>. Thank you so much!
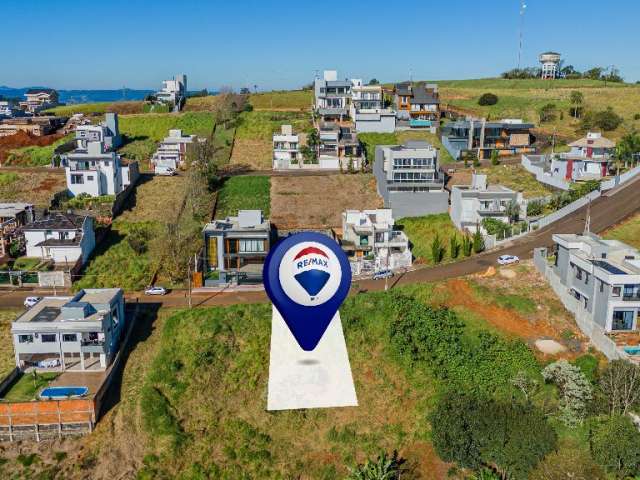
<box><xmin>23</xmin><ymin>213</ymin><xmax>87</xmax><ymax>231</ymax></box>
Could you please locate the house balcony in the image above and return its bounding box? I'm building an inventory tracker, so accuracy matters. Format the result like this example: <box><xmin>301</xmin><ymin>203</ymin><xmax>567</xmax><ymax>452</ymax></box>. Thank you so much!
<box><xmin>478</xmin><ymin>207</ymin><xmax>507</xmax><ymax>215</ymax></box>
<box><xmin>622</xmin><ymin>294</ymin><xmax>640</xmax><ymax>302</ymax></box>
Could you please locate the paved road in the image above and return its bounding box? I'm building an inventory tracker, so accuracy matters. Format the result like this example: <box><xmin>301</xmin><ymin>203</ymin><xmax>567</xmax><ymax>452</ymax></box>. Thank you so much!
<box><xmin>1</xmin><ymin>175</ymin><xmax>639</xmax><ymax>310</ymax></box>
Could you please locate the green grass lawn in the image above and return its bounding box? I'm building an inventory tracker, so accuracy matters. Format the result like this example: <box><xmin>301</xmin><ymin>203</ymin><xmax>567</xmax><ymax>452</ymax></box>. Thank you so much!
<box><xmin>0</xmin><ymin>172</ymin><xmax>19</xmax><ymax>186</ymax></box>
<box><xmin>215</xmin><ymin>176</ymin><xmax>270</xmax><ymax>219</ymax></box>
<box><xmin>396</xmin><ymin>213</ymin><xmax>461</xmax><ymax>264</ymax></box>
<box><xmin>2</xmin><ymin>372</ymin><xmax>59</xmax><ymax>402</ymax></box>
<box><xmin>43</xmin><ymin>101</ymin><xmax>145</xmax><ymax>116</ymax></box>
<box><xmin>478</xmin><ymin>164</ymin><xmax>554</xmax><ymax>198</ymax></box>
<box><xmin>0</xmin><ymin>309</ymin><xmax>20</xmax><ymax>380</ymax></box>
<box><xmin>12</xmin><ymin>257</ymin><xmax>46</xmax><ymax>271</ymax></box>
<box><xmin>249</xmin><ymin>90</ymin><xmax>313</xmax><ymax>110</ymax></box>
<box><xmin>7</xmin><ymin>135</ymin><xmax>73</xmax><ymax>167</ymax></box>
<box><xmin>603</xmin><ymin>213</ymin><xmax>640</xmax><ymax>249</ymax></box>
<box><xmin>235</xmin><ymin>110</ymin><xmax>312</xmax><ymax>141</ymax></box>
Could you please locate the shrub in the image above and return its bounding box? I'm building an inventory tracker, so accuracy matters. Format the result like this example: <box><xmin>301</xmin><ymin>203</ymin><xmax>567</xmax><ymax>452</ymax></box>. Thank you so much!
<box><xmin>539</xmin><ymin>103</ymin><xmax>557</xmax><ymax>123</ymax></box>
<box><xmin>472</xmin><ymin>229</ymin><xmax>485</xmax><ymax>253</ymax></box>
<box><xmin>482</xmin><ymin>218</ymin><xmax>511</xmax><ymax>238</ymax></box>
<box><xmin>580</xmin><ymin>107</ymin><xmax>624</xmax><ymax>131</ymax></box>
<box><xmin>526</xmin><ymin>200</ymin><xmax>544</xmax><ymax>217</ymax></box>
<box><xmin>634</xmin><ymin>113</ymin><xmax>640</xmax><ymax>121</ymax></box>
<box><xmin>430</xmin><ymin>233</ymin><xmax>445</xmax><ymax>264</ymax></box>
<box><xmin>490</xmin><ymin>149</ymin><xmax>500</xmax><ymax>165</ymax></box>
<box><xmin>590</xmin><ymin>415</ymin><xmax>640</xmax><ymax>478</ymax></box>
<box><xmin>347</xmin><ymin>451</ymin><xmax>405</xmax><ymax>480</ymax></box>
<box><xmin>529</xmin><ymin>447</ymin><xmax>605</xmax><ymax>480</ymax></box>
<box><xmin>542</xmin><ymin>360</ymin><xmax>593</xmax><ymax>426</ymax></box>
<box><xmin>478</xmin><ymin>93</ymin><xmax>498</xmax><ymax>106</ymax></box>
<box><xmin>449</xmin><ymin>235</ymin><xmax>460</xmax><ymax>259</ymax></box>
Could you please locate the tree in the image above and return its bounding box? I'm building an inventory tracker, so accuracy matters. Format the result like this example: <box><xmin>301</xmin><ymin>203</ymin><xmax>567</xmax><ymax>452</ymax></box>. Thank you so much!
<box><xmin>527</xmin><ymin>200</ymin><xmax>544</xmax><ymax>217</ymax></box>
<box><xmin>449</xmin><ymin>235</ymin><xmax>460</xmax><ymax>259</ymax></box>
<box><xmin>590</xmin><ymin>415</ymin><xmax>640</xmax><ymax>478</ymax></box>
<box><xmin>599</xmin><ymin>360</ymin><xmax>640</xmax><ymax>416</ymax></box>
<box><xmin>347</xmin><ymin>451</ymin><xmax>405</xmax><ymax>480</ymax></box>
<box><xmin>368</xmin><ymin>78</ymin><xmax>380</xmax><ymax>85</ymax></box>
<box><xmin>472</xmin><ymin>229</ymin><xmax>484</xmax><ymax>253</ymax></box>
<box><xmin>478</xmin><ymin>93</ymin><xmax>498</xmax><ymax>106</ymax></box>
<box><xmin>542</xmin><ymin>360</ymin><xmax>593</xmax><ymax>426</ymax></box>
<box><xmin>583</xmin><ymin>67</ymin><xmax>604</xmax><ymax>80</ymax></box>
<box><xmin>511</xmin><ymin>370</ymin><xmax>539</xmax><ymax>402</ymax></box>
<box><xmin>569</xmin><ymin>90</ymin><xmax>584</xmax><ymax>118</ymax></box>
<box><xmin>615</xmin><ymin>132</ymin><xmax>640</xmax><ymax>167</ymax></box>
<box><xmin>529</xmin><ymin>447</ymin><xmax>606</xmax><ymax>480</ymax></box>
<box><xmin>539</xmin><ymin>103</ymin><xmax>557</xmax><ymax>123</ymax></box>
<box><xmin>490</xmin><ymin>149</ymin><xmax>500</xmax><ymax>165</ymax></box>
<box><xmin>430</xmin><ymin>233</ymin><xmax>445</xmax><ymax>264</ymax></box>
<box><xmin>580</xmin><ymin>107</ymin><xmax>623</xmax><ymax>132</ymax></box>
<box><xmin>8</xmin><ymin>240</ymin><xmax>22</xmax><ymax>258</ymax></box>
<box><xmin>462</xmin><ymin>234</ymin><xmax>473</xmax><ymax>257</ymax></box>
<box><xmin>505</xmin><ymin>199</ymin><xmax>520</xmax><ymax>223</ymax></box>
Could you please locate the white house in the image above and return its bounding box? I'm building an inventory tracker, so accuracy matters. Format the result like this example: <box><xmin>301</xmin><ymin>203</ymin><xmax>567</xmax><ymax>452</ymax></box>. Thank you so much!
<box><xmin>74</xmin><ymin>113</ymin><xmax>122</xmax><ymax>151</ymax></box>
<box><xmin>272</xmin><ymin>125</ymin><xmax>301</xmax><ymax>170</ymax></box>
<box><xmin>341</xmin><ymin>209</ymin><xmax>412</xmax><ymax>275</ymax></box>
<box><xmin>19</xmin><ymin>88</ymin><xmax>59</xmax><ymax>113</ymax></box>
<box><xmin>155</xmin><ymin>74</ymin><xmax>187</xmax><ymax>110</ymax></box>
<box><xmin>23</xmin><ymin>213</ymin><xmax>95</xmax><ymax>266</ymax></box>
<box><xmin>349</xmin><ymin>79</ymin><xmax>396</xmax><ymax>133</ymax></box>
<box><xmin>151</xmin><ymin>129</ymin><xmax>197</xmax><ymax>173</ymax></box>
<box><xmin>65</xmin><ymin>141</ymin><xmax>125</xmax><ymax>197</ymax></box>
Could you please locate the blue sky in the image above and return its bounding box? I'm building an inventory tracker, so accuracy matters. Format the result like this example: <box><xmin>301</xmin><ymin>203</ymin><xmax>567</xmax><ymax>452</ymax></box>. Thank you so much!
<box><xmin>3</xmin><ymin>0</ymin><xmax>639</xmax><ymax>90</ymax></box>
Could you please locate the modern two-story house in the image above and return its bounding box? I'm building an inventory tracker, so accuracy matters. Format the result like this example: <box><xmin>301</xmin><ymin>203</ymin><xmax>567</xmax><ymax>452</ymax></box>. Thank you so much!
<box><xmin>202</xmin><ymin>210</ymin><xmax>271</xmax><ymax>286</ymax></box>
<box><xmin>350</xmin><ymin>79</ymin><xmax>396</xmax><ymax>133</ymax></box>
<box><xmin>374</xmin><ymin>141</ymin><xmax>448</xmax><ymax>218</ymax></box>
<box><xmin>394</xmin><ymin>82</ymin><xmax>440</xmax><ymax>129</ymax></box>
<box><xmin>317</xmin><ymin>123</ymin><xmax>364</xmax><ymax>170</ymax></box>
<box><xmin>75</xmin><ymin>113</ymin><xmax>122</xmax><ymax>151</ymax></box>
<box><xmin>272</xmin><ymin>124</ymin><xmax>301</xmax><ymax>169</ymax></box>
<box><xmin>341</xmin><ymin>209</ymin><xmax>412</xmax><ymax>275</ymax></box>
<box><xmin>314</xmin><ymin>70</ymin><xmax>352</xmax><ymax>121</ymax></box>
<box><xmin>22</xmin><ymin>213</ymin><xmax>95</xmax><ymax>266</ymax></box>
<box><xmin>19</xmin><ymin>88</ymin><xmax>59</xmax><ymax>113</ymax></box>
<box><xmin>151</xmin><ymin>129</ymin><xmax>197</xmax><ymax>173</ymax></box>
<box><xmin>155</xmin><ymin>74</ymin><xmax>187</xmax><ymax>111</ymax></box>
<box><xmin>11</xmin><ymin>288</ymin><xmax>126</xmax><ymax>371</ymax></box>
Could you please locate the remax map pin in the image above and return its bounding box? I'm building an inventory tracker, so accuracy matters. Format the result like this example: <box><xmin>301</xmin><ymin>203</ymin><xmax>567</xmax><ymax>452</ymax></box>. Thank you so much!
<box><xmin>263</xmin><ymin>232</ymin><xmax>352</xmax><ymax>351</ymax></box>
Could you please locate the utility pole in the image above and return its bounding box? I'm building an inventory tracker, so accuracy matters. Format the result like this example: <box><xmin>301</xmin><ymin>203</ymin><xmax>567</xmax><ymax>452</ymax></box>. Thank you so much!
<box><xmin>517</xmin><ymin>0</ymin><xmax>527</xmax><ymax>69</ymax></box>
<box><xmin>584</xmin><ymin>198</ymin><xmax>591</xmax><ymax>235</ymax></box>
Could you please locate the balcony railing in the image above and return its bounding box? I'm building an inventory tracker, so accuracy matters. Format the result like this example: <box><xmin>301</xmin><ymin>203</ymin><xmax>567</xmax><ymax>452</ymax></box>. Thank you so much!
<box><xmin>622</xmin><ymin>294</ymin><xmax>640</xmax><ymax>302</ymax></box>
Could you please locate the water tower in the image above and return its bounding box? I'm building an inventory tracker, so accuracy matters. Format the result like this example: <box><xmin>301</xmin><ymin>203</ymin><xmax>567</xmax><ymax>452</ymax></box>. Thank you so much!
<box><xmin>539</xmin><ymin>52</ymin><xmax>561</xmax><ymax>79</ymax></box>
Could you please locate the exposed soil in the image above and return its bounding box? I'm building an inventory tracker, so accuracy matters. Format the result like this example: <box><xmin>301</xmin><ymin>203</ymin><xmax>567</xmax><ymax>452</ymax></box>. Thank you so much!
<box><xmin>230</xmin><ymin>138</ymin><xmax>272</xmax><ymax>170</ymax></box>
<box><xmin>0</xmin><ymin>170</ymin><xmax>66</xmax><ymax>207</ymax></box>
<box><xmin>0</xmin><ymin>131</ymin><xmax>65</xmax><ymax>165</ymax></box>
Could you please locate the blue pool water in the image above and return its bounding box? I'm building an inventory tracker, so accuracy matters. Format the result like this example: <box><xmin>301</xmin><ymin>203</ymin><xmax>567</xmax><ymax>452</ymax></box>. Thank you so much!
<box><xmin>39</xmin><ymin>386</ymin><xmax>88</xmax><ymax>400</ymax></box>
<box><xmin>623</xmin><ymin>346</ymin><xmax>640</xmax><ymax>356</ymax></box>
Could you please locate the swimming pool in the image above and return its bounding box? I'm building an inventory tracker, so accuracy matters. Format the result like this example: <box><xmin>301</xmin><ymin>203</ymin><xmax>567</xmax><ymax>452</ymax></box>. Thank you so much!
<box><xmin>39</xmin><ymin>386</ymin><xmax>88</xmax><ymax>400</ymax></box>
<box><xmin>623</xmin><ymin>346</ymin><xmax>640</xmax><ymax>356</ymax></box>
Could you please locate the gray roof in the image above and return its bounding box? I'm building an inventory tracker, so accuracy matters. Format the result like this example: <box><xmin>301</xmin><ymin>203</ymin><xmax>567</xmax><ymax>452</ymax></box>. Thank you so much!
<box><xmin>410</xmin><ymin>88</ymin><xmax>439</xmax><ymax>105</ymax></box>
<box><xmin>23</xmin><ymin>213</ymin><xmax>87</xmax><ymax>231</ymax></box>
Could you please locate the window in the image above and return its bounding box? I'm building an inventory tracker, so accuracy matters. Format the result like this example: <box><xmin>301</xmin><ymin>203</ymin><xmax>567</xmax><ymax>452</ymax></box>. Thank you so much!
<box><xmin>70</xmin><ymin>174</ymin><xmax>84</xmax><ymax>184</ymax></box>
<box><xmin>87</xmin><ymin>175</ymin><xmax>94</xmax><ymax>181</ymax></box>
<box><xmin>62</xmin><ymin>334</ymin><xmax>77</xmax><ymax>342</ymax></box>
<box><xmin>41</xmin><ymin>334</ymin><xmax>57</xmax><ymax>343</ymax></box>
<box><xmin>612</xmin><ymin>286</ymin><xmax>621</xmax><ymax>297</ymax></box>
<box><xmin>612</xmin><ymin>311</ymin><xmax>635</xmax><ymax>331</ymax></box>
<box><xmin>600</xmin><ymin>281</ymin><xmax>604</xmax><ymax>293</ymax></box>
<box><xmin>576</xmin><ymin>268</ymin><xmax>582</xmax><ymax>280</ymax></box>
<box><xmin>585</xmin><ymin>273</ymin><xmax>589</xmax><ymax>284</ymax></box>
<box><xmin>239</xmin><ymin>239</ymin><xmax>265</xmax><ymax>253</ymax></box>
<box><xmin>18</xmin><ymin>334</ymin><xmax>33</xmax><ymax>343</ymax></box>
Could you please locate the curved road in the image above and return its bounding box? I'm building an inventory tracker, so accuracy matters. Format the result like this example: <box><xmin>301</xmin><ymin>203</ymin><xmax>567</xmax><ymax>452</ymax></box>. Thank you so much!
<box><xmin>0</xmin><ymin>176</ymin><xmax>638</xmax><ymax>309</ymax></box>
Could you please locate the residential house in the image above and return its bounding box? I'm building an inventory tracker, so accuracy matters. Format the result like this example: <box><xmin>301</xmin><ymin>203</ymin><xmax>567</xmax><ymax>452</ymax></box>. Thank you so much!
<box><xmin>551</xmin><ymin>132</ymin><xmax>615</xmax><ymax>181</ymax></box>
<box><xmin>374</xmin><ymin>141</ymin><xmax>448</xmax><ymax>218</ymax></box>
<box><xmin>350</xmin><ymin>79</ymin><xmax>396</xmax><ymax>133</ymax></box>
<box><xmin>314</xmin><ymin>70</ymin><xmax>352</xmax><ymax>121</ymax></box>
<box><xmin>151</xmin><ymin>129</ymin><xmax>197</xmax><ymax>173</ymax></box>
<box><xmin>0</xmin><ymin>116</ymin><xmax>66</xmax><ymax>137</ymax></box>
<box><xmin>64</xmin><ymin>141</ymin><xmax>125</xmax><ymax>197</ymax></box>
<box><xmin>450</xmin><ymin>174</ymin><xmax>524</xmax><ymax>233</ymax></box>
<box><xmin>202</xmin><ymin>210</ymin><xmax>271</xmax><ymax>286</ymax></box>
<box><xmin>441</xmin><ymin>118</ymin><xmax>535</xmax><ymax>160</ymax></box>
<box><xmin>22</xmin><ymin>213</ymin><xmax>95</xmax><ymax>266</ymax></box>
<box><xmin>394</xmin><ymin>82</ymin><xmax>440</xmax><ymax>130</ymax></box>
<box><xmin>0</xmin><ymin>99</ymin><xmax>23</xmax><ymax>119</ymax></box>
<box><xmin>155</xmin><ymin>74</ymin><xmax>187</xmax><ymax>111</ymax></box>
<box><xmin>19</xmin><ymin>88</ymin><xmax>59</xmax><ymax>113</ymax></box>
<box><xmin>317</xmin><ymin>123</ymin><xmax>363</xmax><ymax>170</ymax></box>
<box><xmin>0</xmin><ymin>203</ymin><xmax>34</xmax><ymax>257</ymax></box>
<box><xmin>341</xmin><ymin>209</ymin><xmax>412</xmax><ymax>276</ymax></box>
<box><xmin>549</xmin><ymin>233</ymin><xmax>640</xmax><ymax>333</ymax></box>
<box><xmin>74</xmin><ymin>113</ymin><xmax>122</xmax><ymax>151</ymax></box>
<box><xmin>272</xmin><ymin>124</ymin><xmax>301</xmax><ymax>169</ymax></box>
<box><xmin>11</xmin><ymin>288</ymin><xmax>126</xmax><ymax>371</ymax></box>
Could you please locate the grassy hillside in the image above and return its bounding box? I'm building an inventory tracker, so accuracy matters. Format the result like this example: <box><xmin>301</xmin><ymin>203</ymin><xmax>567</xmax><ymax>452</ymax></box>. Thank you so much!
<box><xmin>44</xmin><ymin>101</ymin><xmax>145</xmax><ymax>115</ymax></box>
<box><xmin>249</xmin><ymin>89</ymin><xmax>313</xmax><ymax>110</ymax></box>
<box><xmin>215</xmin><ymin>176</ymin><xmax>270</xmax><ymax>219</ymax></box>
<box><xmin>603</xmin><ymin>213</ymin><xmax>640</xmax><ymax>249</ymax></box>
<box><xmin>437</xmin><ymin>78</ymin><xmax>640</xmax><ymax>140</ymax></box>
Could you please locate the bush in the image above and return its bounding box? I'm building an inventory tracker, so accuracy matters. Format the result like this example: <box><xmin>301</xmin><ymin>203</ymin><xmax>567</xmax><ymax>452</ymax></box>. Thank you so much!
<box><xmin>481</xmin><ymin>218</ymin><xmax>511</xmax><ymax>238</ymax></box>
<box><xmin>472</xmin><ymin>229</ymin><xmax>485</xmax><ymax>253</ymax></box>
<box><xmin>490</xmin><ymin>149</ymin><xmax>500</xmax><ymax>165</ymax></box>
<box><xmin>542</xmin><ymin>360</ymin><xmax>593</xmax><ymax>426</ymax></box>
<box><xmin>449</xmin><ymin>235</ymin><xmax>460</xmax><ymax>259</ymax></box>
<box><xmin>572</xmin><ymin>354</ymin><xmax>599</xmax><ymax>383</ymax></box>
<box><xmin>526</xmin><ymin>200</ymin><xmax>544</xmax><ymax>217</ymax></box>
<box><xmin>590</xmin><ymin>415</ymin><xmax>640</xmax><ymax>478</ymax></box>
<box><xmin>430</xmin><ymin>233</ymin><xmax>445</xmax><ymax>264</ymax></box>
<box><xmin>529</xmin><ymin>447</ymin><xmax>605</xmax><ymax>480</ymax></box>
<box><xmin>347</xmin><ymin>451</ymin><xmax>405</xmax><ymax>479</ymax></box>
<box><xmin>634</xmin><ymin>113</ymin><xmax>640</xmax><ymax>121</ymax></box>
<box><xmin>539</xmin><ymin>103</ymin><xmax>557</xmax><ymax>123</ymax></box>
<box><xmin>580</xmin><ymin>107</ymin><xmax>624</xmax><ymax>131</ymax></box>
<box><xmin>478</xmin><ymin>93</ymin><xmax>498</xmax><ymax>106</ymax></box>
<box><xmin>462</xmin><ymin>234</ymin><xmax>472</xmax><ymax>256</ymax></box>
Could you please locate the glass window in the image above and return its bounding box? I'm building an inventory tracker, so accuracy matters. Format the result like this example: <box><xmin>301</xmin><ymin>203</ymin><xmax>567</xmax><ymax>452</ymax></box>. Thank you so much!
<box><xmin>576</xmin><ymin>268</ymin><xmax>582</xmax><ymax>280</ymax></box>
<box><xmin>239</xmin><ymin>239</ymin><xmax>265</xmax><ymax>253</ymax></box>
<box><xmin>41</xmin><ymin>334</ymin><xmax>57</xmax><ymax>343</ymax></box>
<box><xmin>71</xmin><ymin>174</ymin><xmax>84</xmax><ymax>185</ymax></box>
<box><xmin>612</xmin><ymin>286</ymin><xmax>621</xmax><ymax>297</ymax></box>
<box><xmin>612</xmin><ymin>311</ymin><xmax>635</xmax><ymax>330</ymax></box>
<box><xmin>18</xmin><ymin>334</ymin><xmax>33</xmax><ymax>343</ymax></box>
<box><xmin>62</xmin><ymin>334</ymin><xmax>77</xmax><ymax>342</ymax></box>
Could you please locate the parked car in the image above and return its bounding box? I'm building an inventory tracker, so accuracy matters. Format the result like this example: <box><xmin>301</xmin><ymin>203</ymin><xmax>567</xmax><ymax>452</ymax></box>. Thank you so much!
<box><xmin>24</xmin><ymin>296</ymin><xmax>41</xmax><ymax>308</ymax></box>
<box><xmin>144</xmin><ymin>286</ymin><xmax>167</xmax><ymax>296</ymax></box>
<box><xmin>155</xmin><ymin>166</ymin><xmax>177</xmax><ymax>176</ymax></box>
<box><xmin>497</xmin><ymin>254</ymin><xmax>520</xmax><ymax>265</ymax></box>
<box><xmin>373</xmin><ymin>269</ymin><xmax>393</xmax><ymax>280</ymax></box>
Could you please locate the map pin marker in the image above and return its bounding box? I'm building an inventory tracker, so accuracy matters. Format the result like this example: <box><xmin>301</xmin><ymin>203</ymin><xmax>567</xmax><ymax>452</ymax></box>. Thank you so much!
<box><xmin>263</xmin><ymin>232</ymin><xmax>352</xmax><ymax>351</ymax></box>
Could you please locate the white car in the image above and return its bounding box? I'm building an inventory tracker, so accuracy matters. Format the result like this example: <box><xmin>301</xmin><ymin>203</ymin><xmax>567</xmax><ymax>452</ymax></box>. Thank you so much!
<box><xmin>24</xmin><ymin>296</ymin><xmax>41</xmax><ymax>308</ymax></box>
<box><xmin>497</xmin><ymin>255</ymin><xmax>520</xmax><ymax>266</ymax></box>
<box><xmin>155</xmin><ymin>167</ymin><xmax>177</xmax><ymax>176</ymax></box>
<box><xmin>373</xmin><ymin>269</ymin><xmax>393</xmax><ymax>280</ymax></box>
<box><xmin>144</xmin><ymin>286</ymin><xmax>167</xmax><ymax>296</ymax></box>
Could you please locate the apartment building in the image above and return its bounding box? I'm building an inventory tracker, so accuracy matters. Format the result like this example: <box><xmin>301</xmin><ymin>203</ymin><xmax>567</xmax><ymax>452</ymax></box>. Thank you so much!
<box><xmin>441</xmin><ymin>118</ymin><xmax>535</xmax><ymax>160</ymax></box>
<box><xmin>374</xmin><ymin>141</ymin><xmax>448</xmax><ymax>218</ymax></box>
<box><xmin>11</xmin><ymin>288</ymin><xmax>126</xmax><ymax>371</ymax></box>
<box><xmin>314</xmin><ymin>70</ymin><xmax>352</xmax><ymax>121</ymax></box>
<box><xmin>450</xmin><ymin>174</ymin><xmax>524</xmax><ymax>233</ymax></box>
<box><xmin>551</xmin><ymin>233</ymin><xmax>640</xmax><ymax>333</ymax></box>
<box><xmin>341</xmin><ymin>209</ymin><xmax>412</xmax><ymax>275</ymax></box>
<box><xmin>272</xmin><ymin>124</ymin><xmax>301</xmax><ymax>169</ymax></box>
<box><xmin>202</xmin><ymin>210</ymin><xmax>271</xmax><ymax>286</ymax></box>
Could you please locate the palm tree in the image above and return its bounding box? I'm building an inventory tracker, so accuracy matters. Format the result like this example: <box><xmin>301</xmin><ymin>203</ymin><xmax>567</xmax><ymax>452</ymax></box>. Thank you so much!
<box><xmin>347</xmin><ymin>451</ymin><xmax>404</xmax><ymax>480</ymax></box>
<box><xmin>569</xmin><ymin>90</ymin><xmax>584</xmax><ymax>118</ymax></box>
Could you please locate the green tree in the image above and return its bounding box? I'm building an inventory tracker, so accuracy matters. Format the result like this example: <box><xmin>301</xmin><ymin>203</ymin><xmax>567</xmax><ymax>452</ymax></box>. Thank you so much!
<box><xmin>462</xmin><ymin>234</ymin><xmax>473</xmax><ymax>257</ymax></box>
<box><xmin>539</xmin><ymin>103</ymin><xmax>557</xmax><ymax>123</ymax></box>
<box><xmin>599</xmin><ymin>360</ymin><xmax>640</xmax><ymax>416</ymax></box>
<box><xmin>526</xmin><ymin>200</ymin><xmax>544</xmax><ymax>217</ymax></box>
<box><xmin>616</xmin><ymin>132</ymin><xmax>640</xmax><ymax>168</ymax></box>
<box><xmin>449</xmin><ymin>235</ymin><xmax>460</xmax><ymax>259</ymax></box>
<box><xmin>590</xmin><ymin>415</ymin><xmax>640</xmax><ymax>478</ymax></box>
<box><xmin>529</xmin><ymin>447</ymin><xmax>605</xmax><ymax>480</ymax></box>
<box><xmin>346</xmin><ymin>451</ymin><xmax>404</xmax><ymax>480</ymax></box>
<box><xmin>430</xmin><ymin>233</ymin><xmax>445</xmax><ymax>264</ymax></box>
<box><xmin>490</xmin><ymin>149</ymin><xmax>500</xmax><ymax>165</ymax></box>
<box><xmin>543</xmin><ymin>360</ymin><xmax>593</xmax><ymax>426</ymax></box>
<box><xmin>472</xmin><ymin>229</ymin><xmax>485</xmax><ymax>253</ymax></box>
<box><xmin>478</xmin><ymin>93</ymin><xmax>498</xmax><ymax>106</ymax></box>
<box><xmin>367</xmin><ymin>78</ymin><xmax>380</xmax><ymax>86</ymax></box>
<box><xmin>569</xmin><ymin>90</ymin><xmax>584</xmax><ymax>118</ymax></box>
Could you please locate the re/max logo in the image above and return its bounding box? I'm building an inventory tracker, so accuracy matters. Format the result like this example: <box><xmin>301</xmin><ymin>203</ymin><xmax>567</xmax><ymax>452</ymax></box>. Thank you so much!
<box><xmin>296</xmin><ymin>258</ymin><xmax>328</xmax><ymax>269</ymax></box>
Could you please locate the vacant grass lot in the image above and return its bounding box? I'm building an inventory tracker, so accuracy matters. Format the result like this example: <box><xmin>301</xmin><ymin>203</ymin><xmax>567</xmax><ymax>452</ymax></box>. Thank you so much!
<box><xmin>44</xmin><ymin>101</ymin><xmax>145</xmax><ymax>116</ymax></box>
<box><xmin>603</xmin><ymin>213</ymin><xmax>640</xmax><ymax>249</ymax></box>
<box><xmin>184</xmin><ymin>95</ymin><xmax>224</xmax><ymax>112</ymax></box>
<box><xmin>478</xmin><ymin>164</ymin><xmax>554</xmax><ymax>198</ymax></box>
<box><xmin>270</xmin><ymin>174</ymin><xmax>383</xmax><ymax>229</ymax></box>
<box><xmin>231</xmin><ymin>110</ymin><xmax>312</xmax><ymax>170</ymax></box>
<box><xmin>397</xmin><ymin>213</ymin><xmax>461</xmax><ymax>265</ymax></box>
<box><xmin>249</xmin><ymin>89</ymin><xmax>313</xmax><ymax>110</ymax></box>
<box><xmin>438</xmin><ymin>78</ymin><xmax>640</xmax><ymax>140</ymax></box>
<box><xmin>215</xmin><ymin>176</ymin><xmax>270</xmax><ymax>219</ymax></box>
<box><xmin>7</xmin><ymin>135</ymin><xmax>73</xmax><ymax>166</ymax></box>
<box><xmin>0</xmin><ymin>170</ymin><xmax>66</xmax><ymax>207</ymax></box>
<box><xmin>0</xmin><ymin>309</ymin><xmax>20</xmax><ymax>380</ymax></box>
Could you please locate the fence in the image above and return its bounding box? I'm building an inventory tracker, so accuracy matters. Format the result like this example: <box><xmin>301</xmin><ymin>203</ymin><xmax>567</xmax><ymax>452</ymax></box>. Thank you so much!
<box><xmin>530</xmin><ymin>189</ymin><xmax>600</xmax><ymax>230</ymax></box>
<box><xmin>521</xmin><ymin>154</ymin><xmax>571</xmax><ymax>191</ymax></box>
<box><xmin>601</xmin><ymin>164</ymin><xmax>640</xmax><ymax>191</ymax></box>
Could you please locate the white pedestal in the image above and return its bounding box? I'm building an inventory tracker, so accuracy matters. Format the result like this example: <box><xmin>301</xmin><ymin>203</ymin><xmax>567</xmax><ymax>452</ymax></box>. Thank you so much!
<box><xmin>267</xmin><ymin>305</ymin><xmax>358</xmax><ymax>411</ymax></box>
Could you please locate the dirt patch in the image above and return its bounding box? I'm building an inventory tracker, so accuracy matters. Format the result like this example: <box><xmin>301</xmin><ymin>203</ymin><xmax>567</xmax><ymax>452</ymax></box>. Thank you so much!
<box><xmin>402</xmin><ymin>441</ymin><xmax>451</xmax><ymax>479</ymax></box>
<box><xmin>230</xmin><ymin>138</ymin><xmax>272</xmax><ymax>170</ymax></box>
<box><xmin>499</xmin><ymin>268</ymin><xmax>517</xmax><ymax>279</ymax></box>
<box><xmin>535</xmin><ymin>339</ymin><xmax>567</xmax><ymax>355</ymax></box>
<box><xmin>270</xmin><ymin>174</ymin><xmax>383</xmax><ymax>229</ymax></box>
<box><xmin>0</xmin><ymin>170</ymin><xmax>66</xmax><ymax>207</ymax></box>
<box><xmin>117</xmin><ymin>174</ymin><xmax>187</xmax><ymax>223</ymax></box>
<box><xmin>0</xmin><ymin>131</ymin><xmax>65</xmax><ymax>165</ymax></box>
